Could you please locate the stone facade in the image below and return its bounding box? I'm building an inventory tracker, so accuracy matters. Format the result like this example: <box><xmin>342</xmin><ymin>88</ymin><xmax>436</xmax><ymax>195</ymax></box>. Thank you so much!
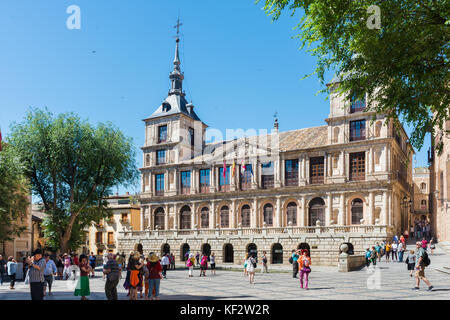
<box><xmin>412</xmin><ymin>167</ymin><xmax>431</xmax><ymax>223</ymax></box>
<box><xmin>117</xmin><ymin>36</ymin><xmax>414</xmax><ymax>266</ymax></box>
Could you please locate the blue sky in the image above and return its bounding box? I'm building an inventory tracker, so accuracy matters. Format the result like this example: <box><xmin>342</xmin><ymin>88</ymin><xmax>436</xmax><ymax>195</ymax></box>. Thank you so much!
<box><xmin>0</xmin><ymin>0</ymin><xmax>430</xmax><ymax>195</ymax></box>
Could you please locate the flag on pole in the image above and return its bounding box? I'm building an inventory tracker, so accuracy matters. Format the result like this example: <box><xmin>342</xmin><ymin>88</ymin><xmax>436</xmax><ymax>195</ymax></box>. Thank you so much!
<box><xmin>241</xmin><ymin>160</ymin><xmax>246</xmax><ymax>174</ymax></box>
<box><xmin>223</xmin><ymin>160</ymin><xmax>226</xmax><ymax>180</ymax></box>
<box><xmin>231</xmin><ymin>159</ymin><xmax>236</xmax><ymax>177</ymax></box>
<box><xmin>250</xmin><ymin>164</ymin><xmax>254</xmax><ymax>176</ymax></box>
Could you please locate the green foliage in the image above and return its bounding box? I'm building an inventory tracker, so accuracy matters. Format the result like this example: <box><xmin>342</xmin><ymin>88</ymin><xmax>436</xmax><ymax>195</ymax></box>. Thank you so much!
<box><xmin>0</xmin><ymin>145</ymin><xmax>29</xmax><ymax>246</ymax></box>
<box><xmin>8</xmin><ymin>107</ymin><xmax>139</xmax><ymax>252</ymax></box>
<box><xmin>259</xmin><ymin>0</ymin><xmax>450</xmax><ymax>152</ymax></box>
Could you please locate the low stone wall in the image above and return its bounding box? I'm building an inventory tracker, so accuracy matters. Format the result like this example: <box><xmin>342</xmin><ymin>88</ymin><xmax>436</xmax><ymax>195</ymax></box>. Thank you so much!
<box><xmin>338</xmin><ymin>253</ymin><xmax>367</xmax><ymax>272</ymax></box>
<box><xmin>117</xmin><ymin>229</ymin><xmax>390</xmax><ymax>266</ymax></box>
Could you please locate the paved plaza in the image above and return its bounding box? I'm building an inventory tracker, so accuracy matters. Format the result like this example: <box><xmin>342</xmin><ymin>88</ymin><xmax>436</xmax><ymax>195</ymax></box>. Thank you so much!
<box><xmin>1</xmin><ymin>244</ymin><xmax>450</xmax><ymax>300</ymax></box>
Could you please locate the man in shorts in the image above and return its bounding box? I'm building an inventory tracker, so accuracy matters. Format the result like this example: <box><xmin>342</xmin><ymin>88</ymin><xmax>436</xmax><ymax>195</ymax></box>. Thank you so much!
<box><xmin>412</xmin><ymin>241</ymin><xmax>433</xmax><ymax>291</ymax></box>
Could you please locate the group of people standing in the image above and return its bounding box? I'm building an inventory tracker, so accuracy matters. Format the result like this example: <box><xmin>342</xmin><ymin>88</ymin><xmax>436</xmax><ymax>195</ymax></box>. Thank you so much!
<box><xmin>185</xmin><ymin>251</ymin><xmax>216</xmax><ymax>277</ymax></box>
<box><xmin>411</xmin><ymin>218</ymin><xmax>432</xmax><ymax>240</ymax></box>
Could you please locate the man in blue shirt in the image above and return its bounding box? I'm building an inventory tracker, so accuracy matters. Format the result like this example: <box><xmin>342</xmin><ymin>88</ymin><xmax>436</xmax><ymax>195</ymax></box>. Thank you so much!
<box><xmin>88</xmin><ymin>252</ymin><xmax>96</xmax><ymax>277</ymax></box>
<box><xmin>43</xmin><ymin>253</ymin><xmax>57</xmax><ymax>296</ymax></box>
<box><xmin>292</xmin><ymin>250</ymin><xmax>300</xmax><ymax>278</ymax></box>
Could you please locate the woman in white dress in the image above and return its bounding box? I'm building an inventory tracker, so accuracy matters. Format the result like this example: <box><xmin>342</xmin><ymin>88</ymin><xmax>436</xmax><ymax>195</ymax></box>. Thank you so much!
<box><xmin>246</xmin><ymin>255</ymin><xmax>256</xmax><ymax>284</ymax></box>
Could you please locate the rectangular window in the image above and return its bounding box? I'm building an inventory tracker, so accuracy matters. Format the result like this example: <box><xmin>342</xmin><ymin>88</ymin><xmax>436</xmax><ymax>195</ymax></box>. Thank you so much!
<box><xmin>158</xmin><ymin>125</ymin><xmax>168</xmax><ymax>143</ymax></box>
<box><xmin>189</xmin><ymin>127</ymin><xmax>194</xmax><ymax>147</ymax></box>
<box><xmin>350</xmin><ymin>93</ymin><xmax>366</xmax><ymax>113</ymax></box>
<box><xmin>219</xmin><ymin>166</ymin><xmax>230</xmax><ymax>192</ymax></box>
<box><xmin>350</xmin><ymin>120</ymin><xmax>366</xmax><ymax>141</ymax></box>
<box><xmin>285</xmin><ymin>159</ymin><xmax>299</xmax><ymax>186</ymax></box>
<box><xmin>155</xmin><ymin>174</ymin><xmax>165</xmax><ymax>196</ymax></box>
<box><xmin>199</xmin><ymin>169</ymin><xmax>210</xmax><ymax>193</ymax></box>
<box><xmin>95</xmin><ymin>232</ymin><xmax>103</xmax><ymax>243</ymax></box>
<box><xmin>180</xmin><ymin>171</ymin><xmax>191</xmax><ymax>194</ymax></box>
<box><xmin>121</xmin><ymin>213</ymin><xmax>128</xmax><ymax>223</ymax></box>
<box><xmin>310</xmin><ymin>157</ymin><xmax>324</xmax><ymax>184</ymax></box>
<box><xmin>107</xmin><ymin>232</ymin><xmax>114</xmax><ymax>245</ymax></box>
<box><xmin>240</xmin><ymin>164</ymin><xmax>252</xmax><ymax>191</ymax></box>
<box><xmin>350</xmin><ymin>152</ymin><xmax>365</xmax><ymax>181</ymax></box>
<box><xmin>156</xmin><ymin>149</ymin><xmax>166</xmax><ymax>165</ymax></box>
<box><xmin>261</xmin><ymin>162</ymin><xmax>274</xmax><ymax>189</ymax></box>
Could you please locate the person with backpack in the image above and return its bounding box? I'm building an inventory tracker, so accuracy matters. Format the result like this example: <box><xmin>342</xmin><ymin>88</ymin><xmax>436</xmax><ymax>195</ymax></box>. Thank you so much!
<box><xmin>160</xmin><ymin>254</ymin><xmax>170</xmax><ymax>279</ymax></box>
<box><xmin>412</xmin><ymin>241</ymin><xmax>433</xmax><ymax>291</ymax></box>
<box><xmin>199</xmin><ymin>253</ymin><xmax>208</xmax><ymax>277</ymax></box>
<box><xmin>385</xmin><ymin>242</ymin><xmax>391</xmax><ymax>262</ymax></box>
<box><xmin>298</xmin><ymin>249</ymin><xmax>311</xmax><ymax>289</ymax></box>
<box><xmin>103</xmin><ymin>253</ymin><xmax>120</xmax><ymax>300</ymax></box>
<box><xmin>186</xmin><ymin>253</ymin><xmax>194</xmax><ymax>277</ymax></box>
<box><xmin>210</xmin><ymin>252</ymin><xmax>216</xmax><ymax>275</ymax></box>
<box><xmin>370</xmin><ymin>246</ymin><xmax>377</xmax><ymax>266</ymax></box>
<box><xmin>398</xmin><ymin>241</ymin><xmax>405</xmax><ymax>262</ymax></box>
<box><xmin>406</xmin><ymin>250</ymin><xmax>416</xmax><ymax>277</ymax></box>
<box><xmin>290</xmin><ymin>250</ymin><xmax>300</xmax><ymax>278</ymax></box>
<box><xmin>260</xmin><ymin>251</ymin><xmax>268</xmax><ymax>273</ymax></box>
<box><xmin>246</xmin><ymin>254</ymin><xmax>256</xmax><ymax>284</ymax></box>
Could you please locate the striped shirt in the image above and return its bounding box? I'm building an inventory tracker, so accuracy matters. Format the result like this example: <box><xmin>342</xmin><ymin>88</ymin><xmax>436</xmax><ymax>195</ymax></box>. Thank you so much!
<box><xmin>28</xmin><ymin>258</ymin><xmax>46</xmax><ymax>283</ymax></box>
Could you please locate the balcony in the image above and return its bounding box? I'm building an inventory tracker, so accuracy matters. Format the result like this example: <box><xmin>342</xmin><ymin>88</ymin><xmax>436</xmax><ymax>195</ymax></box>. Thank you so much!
<box><xmin>107</xmin><ymin>242</ymin><xmax>116</xmax><ymax>248</ymax></box>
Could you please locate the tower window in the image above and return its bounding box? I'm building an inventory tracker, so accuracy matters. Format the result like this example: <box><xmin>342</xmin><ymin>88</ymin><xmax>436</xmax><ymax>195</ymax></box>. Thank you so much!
<box><xmin>350</xmin><ymin>93</ymin><xmax>366</xmax><ymax>113</ymax></box>
<box><xmin>156</xmin><ymin>150</ymin><xmax>166</xmax><ymax>165</ymax></box>
<box><xmin>158</xmin><ymin>125</ymin><xmax>168</xmax><ymax>143</ymax></box>
<box><xmin>350</xmin><ymin>120</ymin><xmax>366</xmax><ymax>141</ymax></box>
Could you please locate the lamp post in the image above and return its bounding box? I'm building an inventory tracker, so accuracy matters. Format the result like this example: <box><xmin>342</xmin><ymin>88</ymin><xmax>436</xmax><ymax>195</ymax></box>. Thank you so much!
<box><xmin>402</xmin><ymin>196</ymin><xmax>412</xmax><ymax>235</ymax></box>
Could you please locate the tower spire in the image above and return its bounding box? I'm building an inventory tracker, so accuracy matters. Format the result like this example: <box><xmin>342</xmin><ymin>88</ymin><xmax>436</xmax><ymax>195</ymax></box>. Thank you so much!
<box><xmin>169</xmin><ymin>17</ymin><xmax>184</xmax><ymax>96</ymax></box>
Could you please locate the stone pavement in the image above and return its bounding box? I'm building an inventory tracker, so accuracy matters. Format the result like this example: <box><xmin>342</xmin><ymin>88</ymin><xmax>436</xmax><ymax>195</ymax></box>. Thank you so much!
<box><xmin>1</xmin><ymin>244</ymin><xmax>449</xmax><ymax>300</ymax></box>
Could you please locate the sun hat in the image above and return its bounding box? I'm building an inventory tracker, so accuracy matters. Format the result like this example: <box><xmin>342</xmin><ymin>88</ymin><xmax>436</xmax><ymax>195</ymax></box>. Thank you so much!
<box><xmin>149</xmin><ymin>254</ymin><xmax>159</xmax><ymax>263</ymax></box>
<box><xmin>133</xmin><ymin>252</ymin><xmax>141</xmax><ymax>260</ymax></box>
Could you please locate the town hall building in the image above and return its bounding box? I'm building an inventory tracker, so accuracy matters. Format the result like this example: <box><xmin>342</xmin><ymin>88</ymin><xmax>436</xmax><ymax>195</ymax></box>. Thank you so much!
<box><xmin>117</xmin><ymin>32</ymin><xmax>414</xmax><ymax>266</ymax></box>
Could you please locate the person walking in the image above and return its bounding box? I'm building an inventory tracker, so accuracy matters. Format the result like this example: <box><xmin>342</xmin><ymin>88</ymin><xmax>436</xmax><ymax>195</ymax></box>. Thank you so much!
<box><xmin>210</xmin><ymin>252</ymin><xmax>216</xmax><ymax>275</ymax></box>
<box><xmin>365</xmin><ymin>248</ymin><xmax>371</xmax><ymax>267</ymax></box>
<box><xmin>56</xmin><ymin>255</ymin><xmax>63</xmax><ymax>280</ymax></box>
<box><xmin>406</xmin><ymin>250</ymin><xmax>416</xmax><ymax>277</ymax></box>
<box><xmin>421</xmin><ymin>237</ymin><xmax>428</xmax><ymax>250</ymax></box>
<box><xmin>6</xmin><ymin>256</ymin><xmax>17</xmax><ymax>290</ymax></box>
<box><xmin>170</xmin><ymin>253</ymin><xmax>176</xmax><ymax>270</ymax></box>
<box><xmin>62</xmin><ymin>254</ymin><xmax>71</xmax><ymax>280</ymax></box>
<box><xmin>43</xmin><ymin>253</ymin><xmax>56</xmax><ymax>296</ymax></box>
<box><xmin>291</xmin><ymin>250</ymin><xmax>300</xmax><ymax>278</ymax></box>
<box><xmin>128</xmin><ymin>252</ymin><xmax>143</xmax><ymax>300</ymax></box>
<box><xmin>398</xmin><ymin>241</ymin><xmax>405</xmax><ymax>262</ymax></box>
<box><xmin>147</xmin><ymin>253</ymin><xmax>162</xmax><ymax>300</ymax></box>
<box><xmin>426</xmin><ymin>223</ymin><xmax>431</xmax><ymax>240</ymax></box>
<box><xmin>186</xmin><ymin>253</ymin><xmax>194</xmax><ymax>277</ymax></box>
<box><xmin>0</xmin><ymin>255</ymin><xmax>6</xmax><ymax>286</ymax></box>
<box><xmin>88</xmin><ymin>252</ymin><xmax>96</xmax><ymax>277</ymax></box>
<box><xmin>160</xmin><ymin>254</ymin><xmax>170</xmax><ymax>279</ymax></box>
<box><xmin>298</xmin><ymin>249</ymin><xmax>312</xmax><ymax>290</ymax></box>
<box><xmin>246</xmin><ymin>254</ymin><xmax>256</xmax><ymax>284</ymax></box>
<box><xmin>200</xmin><ymin>253</ymin><xmax>208</xmax><ymax>277</ymax></box>
<box><xmin>103</xmin><ymin>253</ymin><xmax>120</xmax><ymax>300</ymax></box>
<box><xmin>412</xmin><ymin>241</ymin><xmax>433</xmax><ymax>291</ymax></box>
<box><xmin>370</xmin><ymin>246</ymin><xmax>377</xmax><ymax>266</ymax></box>
<box><xmin>261</xmin><ymin>251</ymin><xmax>268</xmax><ymax>274</ymax></box>
<box><xmin>375</xmin><ymin>242</ymin><xmax>382</xmax><ymax>262</ymax></box>
<box><xmin>195</xmin><ymin>252</ymin><xmax>200</xmax><ymax>267</ymax></box>
<box><xmin>27</xmin><ymin>249</ymin><xmax>46</xmax><ymax>300</ymax></box>
<box><xmin>142</xmin><ymin>257</ymin><xmax>150</xmax><ymax>300</ymax></box>
<box><xmin>385</xmin><ymin>242</ymin><xmax>391</xmax><ymax>262</ymax></box>
<box><xmin>391</xmin><ymin>241</ymin><xmax>398</xmax><ymax>261</ymax></box>
<box><xmin>429</xmin><ymin>237</ymin><xmax>436</xmax><ymax>255</ymax></box>
<box><xmin>243</xmin><ymin>253</ymin><xmax>249</xmax><ymax>276</ymax></box>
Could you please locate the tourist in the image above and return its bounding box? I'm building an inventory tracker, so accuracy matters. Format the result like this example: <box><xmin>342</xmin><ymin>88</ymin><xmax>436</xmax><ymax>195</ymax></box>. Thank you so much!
<box><xmin>27</xmin><ymin>249</ymin><xmax>46</xmax><ymax>300</ymax></box>
<box><xmin>246</xmin><ymin>254</ymin><xmax>256</xmax><ymax>284</ymax></box>
<box><xmin>404</xmin><ymin>229</ymin><xmax>409</xmax><ymax>240</ymax></box>
<box><xmin>43</xmin><ymin>253</ymin><xmax>56</xmax><ymax>296</ymax></box>
<box><xmin>103</xmin><ymin>253</ymin><xmax>120</xmax><ymax>300</ymax></box>
<box><xmin>147</xmin><ymin>253</ymin><xmax>163</xmax><ymax>300</ymax></box>
<box><xmin>391</xmin><ymin>241</ymin><xmax>398</xmax><ymax>261</ymax></box>
<box><xmin>74</xmin><ymin>254</ymin><xmax>92</xmax><ymax>300</ymax></box>
<box><xmin>384</xmin><ymin>242</ymin><xmax>391</xmax><ymax>261</ymax></box>
<box><xmin>406</xmin><ymin>250</ymin><xmax>416</xmax><ymax>277</ymax></box>
<box><xmin>398</xmin><ymin>240</ymin><xmax>405</xmax><ymax>262</ymax></box>
<box><xmin>187</xmin><ymin>253</ymin><xmax>195</xmax><ymax>277</ymax></box>
<box><xmin>160</xmin><ymin>253</ymin><xmax>170</xmax><ymax>279</ymax></box>
<box><xmin>429</xmin><ymin>237</ymin><xmax>436</xmax><ymax>255</ymax></box>
<box><xmin>128</xmin><ymin>252</ymin><xmax>143</xmax><ymax>300</ymax></box>
<box><xmin>62</xmin><ymin>253</ymin><xmax>71</xmax><ymax>280</ymax></box>
<box><xmin>137</xmin><ymin>256</ymin><xmax>145</xmax><ymax>299</ymax></box>
<box><xmin>170</xmin><ymin>253</ymin><xmax>176</xmax><ymax>270</ymax></box>
<box><xmin>143</xmin><ymin>257</ymin><xmax>150</xmax><ymax>300</ymax></box>
<box><xmin>0</xmin><ymin>255</ymin><xmax>6</xmax><ymax>286</ymax></box>
<box><xmin>123</xmin><ymin>252</ymin><xmax>134</xmax><ymax>296</ymax></box>
<box><xmin>415</xmin><ymin>224</ymin><xmax>421</xmax><ymax>240</ymax></box>
<box><xmin>7</xmin><ymin>256</ymin><xmax>17</xmax><ymax>289</ymax></box>
<box><xmin>102</xmin><ymin>253</ymin><xmax>108</xmax><ymax>280</ymax></box>
<box><xmin>200</xmin><ymin>253</ymin><xmax>208</xmax><ymax>277</ymax></box>
<box><xmin>421</xmin><ymin>237</ymin><xmax>428</xmax><ymax>250</ymax></box>
<box><xmin>370</xmin><ymin>247</ymin><xmax>377</xmax><ymax>266</ymax></box>
<box><xmin>410</xmin><ymin>225</ymin><xmax>415</xmax><ymax>240</ymax></box>
<box><xmin>393</xmin><ymin>235</ymin><xmax>399</xmax><ymax>243</ymax></box>
<box><xmin>88</xmin><ymin>252</ymin><xmax>96</xmax><ymax>277</ymax></box>
<box><xmin>422</xmin><ymin>224</ymin><xmax>427</xmax><ymax>241</ymax></box>
<box><xmin>195</xmin><ymin>252</ymin><xmax>200</xmax><ymax>266</ymax></box>
<box><xmin>243</xmin><ymin>253</ymin><xmax>249</xmax><ymax>276</ymax></box>
<box><xmin>72</xmin><ymin>253</ymin><xmax>79</xmax><ymax>280</ymax></box>
<box><xmin>261</xmin><ymin>251</ymin><xmax>268</xmax><ymax>273</ymax></box>
<box><xmin>365</xmin><ymin>248</ymin><xmax>371</xmax><ymax>267</ymax></box>
<box><xmin>56</xmin><ymin>255</ymin><xmax>63</xmax><ymax>280</ymax></box>
<box><xmin>412</xmin><ymin>241</ymin><xmax>433</xmax><ymax>291</ymax></box>
<box><xmin>375</xmin><ymin>242</ymin><xmax>382</xmax><ymax>262</ymax></box>
<box><xmin>291</xmin><ymin>250</ymin><xmax>300</xmax><ymax>278</ymax></box>
<box><xmin>298</xmin><ymin>249</ymin><xmax>312</xmax><ymax>289</ymax></box>
<box><xmin>400</xmin><ymin>234</ymin><xmax>406</xmax><ymax>245</ymax></box>
<box><xmin>210</xmin><ymin>252</ymin><xmax>216</xmax><ymax>275</ymax></box>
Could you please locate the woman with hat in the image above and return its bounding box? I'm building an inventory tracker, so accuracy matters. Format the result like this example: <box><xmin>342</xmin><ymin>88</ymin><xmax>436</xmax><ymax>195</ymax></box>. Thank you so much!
<box><xmin>128</xmin><ymin>252</ymin><xmax>143</xmax><ymax>300</ymax></box>
<box><xmin>147</xmin><ymin>253</ymin><xmax>162</xmax><ymax>300</ymax></box>
<box><xmin>186</xmin><ymin>253</ymin><xmax>194</xmax><ymax>277</ymax></box>
<box><xmin>298</xmin><ymin>249</ymin><xmax>311</xmax><ymax>289</ymax></box>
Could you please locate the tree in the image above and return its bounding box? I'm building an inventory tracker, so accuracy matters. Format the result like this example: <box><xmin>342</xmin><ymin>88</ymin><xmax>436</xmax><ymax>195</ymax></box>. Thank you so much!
<box><xmin>259</xmin><ymin>0</ymin><xmax>449</xmax><ymax>152</ymax></box>
<box><xmin>0</xmin><ymin>145</ymin><xmax>30</xmax><ymax>254</ymax></box>
<box><xmin>8</xmin><ymin>108</ymin><xmax>139</xmax><ymax>253</ymax></box>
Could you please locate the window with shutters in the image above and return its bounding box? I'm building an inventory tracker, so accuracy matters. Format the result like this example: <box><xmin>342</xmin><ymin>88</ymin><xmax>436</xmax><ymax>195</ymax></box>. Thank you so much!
<box><xmin>285</xmin><ymin>160</ymin><xmax>299</xmax><ymax>186</ymax></box>
<box><xmin>200</xmin><ymin>207</ymin><xmax>209</xmax><ymax>228</ymax></box>
<box><xmin>350</xmin><ymin>120</ymin><xmax>366</xmax><ymax>141</ymax></box>
<box><xmin>220</xmin><ymin>206</ymin><xmax>230</xmax><ymax>228</ymax></box>
<box><xmin>241</xmin><ymin>205</ymin><xmax>251</xmax><ymax>227</ymax></box>
<box><xmin>350</xmin><ymin>152</ymin><xmax>365</xmax><ymax>181</ymax></box>
<box><xmin>310</xmin><ymin>157</ymin><xmax>324</xmax><ymax>184</ymax></box>
<box><xmin>199</xmin><ymin>169</ymin><xmax>210</xmax><ymax>193</ymax></box>
<box><xmin>261</xmin><ymin>162</ymin><xmax>274</xmax><ymax>189</ymax></box>
<box><xmin>180</xmin><ymin>171</ymin><xmax>191</xmax><ymax>195</ymax></box>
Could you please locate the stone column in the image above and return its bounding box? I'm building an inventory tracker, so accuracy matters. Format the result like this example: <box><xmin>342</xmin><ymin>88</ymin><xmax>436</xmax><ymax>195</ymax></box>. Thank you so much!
<box><xmin>211</xmin><ymin>201</ymin><xmax>216</xmax><ymax>229</ymax></box>
<box><xmin>300</xmin><ymin>196</ymin><xmax>306</xmax><ymax>226</ymax></box>
<box><xmin>368</xmin><ymin>147</ymin><xmax>373</xmax><ymax>174</ymax></box>
<box><xmin>148</xmin><ymin>206</ymin><xmax>152</xmax><ymax>230</ymax></box>
<box><xmin>339</xmin><ymin>193</ymin><xmax>345</xmax><ymax>225</ymax></box>
<box><xmin>384</xmin><ymin>145</ymin><xmax>389</xmax><ymax>172</ymax></box>
<box><xmin>252</xmin><ymin>198</ymin><xmax>258</xmax><ymax>228</ymax></box>
<box><xmin>382</xmin><ymin>191</ymin><xmax>388</xmax><ymax>225</ymax></box>
<box><xmin>173</xmin><ymin>203</ymin><xmax>179</xmax><ymax>230</ymax></box>
<box><xmin>231</xmin><ymin>200</ymin><xmax>236</xmax><ymax>228</ymax></box>
<box><xmin>388</xmin><ymin>192</ymin><xmax>392</xmax><ymax>226</ymax></box>
<box><xmin>325</xmin><ymin>193</ymin><xmax>332</xmax><ymax>225</ymax></box>
<box><xmin>305</xmin><ymin>157</ymin><xmax>310</xmax><ymax>184</ymax></box>
<box><xmin>140</xmin><ymin>207</ymin><xmax>145</xmax><ymax>231</ymax></box>
<box><xmin>368</xmin><ymin>192</ymin><xmax>374</xmax><ymax>225</ymax></box>
<box><xmin>340</xmin><ymin>151</ymin><xmax>345</xmax><ymax>177</ymax></box>
<box><xmin>149</xmin><ymin>172</ymin><xmax>153</xmax><ymax>196</ymax></box>
<box><xmin>164</xmin><ymin>204</ymin><xmax>169</xmax><ymax>230</ymax></box>
<box><xmin>323</xmin><ymin>152</ymin><xmax>328</xmax><ymax>179</ymax></box>
<box><xmin>276</xmin><ymin>197</ymin><xmax>282</xmax><ymax>227</ymax></box>
<box><xmin>191</xmin><ymin>202</ymin><xmax>196</xmax><ymax>229</ymax></box>
<box><xmin>164</xmin><ymin>169</ymin><xmax>169</xmax><ymax>192</ymax></box>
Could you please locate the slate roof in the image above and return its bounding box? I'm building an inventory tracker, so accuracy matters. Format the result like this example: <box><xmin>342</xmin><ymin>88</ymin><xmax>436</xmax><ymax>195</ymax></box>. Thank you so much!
<box><xmin>145</xmin><ymin>94</ymin><xmax>201</xmax><ymax>121</ymax></box>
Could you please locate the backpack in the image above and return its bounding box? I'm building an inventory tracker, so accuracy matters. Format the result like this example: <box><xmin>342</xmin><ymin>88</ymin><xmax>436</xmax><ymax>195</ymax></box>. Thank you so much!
<box><xmin>262</xmin><ymin>257</ymin><xmax>267</xmax><ymax>264</ymax></box>
<box><xmin>288</xmin><ymin>256</ymin><xmax>293</xmax><ymax>264</ymax></box>
<box><xmin>422</xmin><ymin>251</ymin><xmax>431</xmax><ymax>267</ymax></box>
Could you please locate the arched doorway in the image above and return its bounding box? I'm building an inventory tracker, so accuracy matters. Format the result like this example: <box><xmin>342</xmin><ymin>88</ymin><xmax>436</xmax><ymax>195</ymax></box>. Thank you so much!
<box><xmin>135</xmin><ymin>243</ymin><xmax>143</xmax><ymax>255</ymax></box>
<box><xmin>297</xmin><ymin>243</ymin><xmax>310</xmax><ymax>252</ymax></box>
<box><xmin>154</xmin><ymin>207</ymin><xmax>165</xmax><ymax>230</ymax></box>
<box><xmin>181</xmin><ymin>243</ymin><xmax>190</xmax><ymax>261</ymax></box>
<box><xmin>202</xmin><ymin>243</ymin><xmax>211</xmax><ymax>257</ymax></box>
<box><xmin>223</xmin><ymin>244</ymin><xmax>234</xmax><ymax>263</ymax></box>
<box><xmin>309</xmin><ymin>197</ymin><xmax>325</xmax><ymax>226</ymax></box>
<box><xmin>161</xmin><ymin>243</ymin><xmax>170</xmax><ymax>256</ymax></box>
<box><xmin>351</xmin><ymin>198</ymin><xmax>364</xmax><ymax>224</ymax></box>
<box><xmin>272</xmin><ymin>243</ymin><xmax>283</xmax><ymax>264</ymax></box>
<box><xmin>247</xmin><ymin>243</ymin><xmax>257</xmax><ymax>260</ymax></box>
<box><xmin>180</xmin><ymin>206</ymin><xmax>191</xmax><ymax>229</ymax></box>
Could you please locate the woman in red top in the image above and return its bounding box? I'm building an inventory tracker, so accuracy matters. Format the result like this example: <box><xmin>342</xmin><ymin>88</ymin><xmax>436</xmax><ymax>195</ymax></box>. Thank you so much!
<box><xmin>147</xmin><ymin>254</ymin><xmax>162</xmax><ymax>300</ymax></box>
<box><xmin>298</xmin><ymin>249</ymin><xmax>312</xmax><ymax>290</ymax></box>
<box><xmin>74</xmin><ymin>254</ymin><xmax>92</xmax><ymax>300</ymax></box>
